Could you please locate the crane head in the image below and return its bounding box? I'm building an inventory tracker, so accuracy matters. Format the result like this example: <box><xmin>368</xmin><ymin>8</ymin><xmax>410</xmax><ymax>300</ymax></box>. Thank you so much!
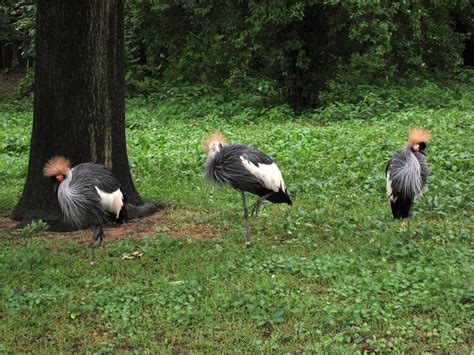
<box><xmin>43</xmin><ymin>156</ymin><xmax>71</xmax><ymax>184</ymax></box>
<box><xmin>408</xmin><ymin>127</ymin><xmax>431</xmax><ymax>153</ymax></box>
<box><xmin>203</xmin><ymin>132</ymin><xmax>226</xmax><ymax>155</ymax></box>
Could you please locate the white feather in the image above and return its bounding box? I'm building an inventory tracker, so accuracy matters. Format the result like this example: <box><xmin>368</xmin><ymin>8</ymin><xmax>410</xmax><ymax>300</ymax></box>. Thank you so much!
<box><xmin>94</xmin><ymin>187</ymin><xmax>124</xmax><ymax>218</ymax></box>
<box><xmin>58</xmin><ymin>170</ymin><xmax>92</xmax><ymax>227</ymax></box>
<box><xmin>390</xmin><ymin>150</ymin><xmax>423</xmax><ymax>199</ymax></box>
<box><xmin>240</xmin><ymin>156</ymin><xmax>286</xmax><ymax>192</ymax></box>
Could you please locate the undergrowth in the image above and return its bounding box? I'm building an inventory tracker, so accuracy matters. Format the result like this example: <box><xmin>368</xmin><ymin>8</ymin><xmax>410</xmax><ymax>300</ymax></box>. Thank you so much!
<box><xmin>0</xmin><ymin>72</ymin><xmax>473</xmax><ymax>352</ymax></box>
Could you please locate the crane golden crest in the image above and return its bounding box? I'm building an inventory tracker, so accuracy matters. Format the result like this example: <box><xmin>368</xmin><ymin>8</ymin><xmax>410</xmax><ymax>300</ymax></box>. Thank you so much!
<box><xmin>43</xmin><ymin>156</ymin><xmax>71</xmax><ymax>177</ymax></box>
<box><xmin>407</xmin><ymin>127</ymin><xmax>432</xmax><ymax>145</ymax></box>
<box><xmin>202</xmin><ymin>132</ymin><xmax>226</xmax><ymax>153</ymax></box>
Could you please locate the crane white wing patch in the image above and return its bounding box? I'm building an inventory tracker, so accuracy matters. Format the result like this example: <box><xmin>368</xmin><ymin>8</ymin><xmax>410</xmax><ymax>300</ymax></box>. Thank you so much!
<box><xmin>240</xmin><ymin>156</ymin><xmax>286</xmax><ymax>192</ymax></box>
<box><xmin>95</xmin><ymin>187</ymin><xmax>124</xmax><ymax>218</ymax></box>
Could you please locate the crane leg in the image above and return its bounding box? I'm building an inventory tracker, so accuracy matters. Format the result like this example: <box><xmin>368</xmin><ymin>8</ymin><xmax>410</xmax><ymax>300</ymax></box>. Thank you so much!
<box><xmin>97</xmin><ymin>226</ymin><xmax>104</xmax><ymax>247</ymax></box>
<box><xmin>89</xmin><ymin>225</ymin><xmax>104</xmax><ymax>266</ymax></box>
<box><xmin>242</xmin><ymin>191</ymin><xmax>251</xmax><ymax>248</ymax></box>
<box><xmin>250</xmin><ymin>192</ymin><xmax>275</xmax><ymax>216</ymax></box>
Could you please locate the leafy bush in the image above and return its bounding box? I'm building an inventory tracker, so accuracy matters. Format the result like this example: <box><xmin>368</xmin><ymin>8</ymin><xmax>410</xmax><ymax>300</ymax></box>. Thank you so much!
<box><xmin>0</xmin><ymin>0</ymin><xmax>36</xmax><ymax>53</ymax></box>
<box><xmin>2</xmin><ymin>1</ymin><xmax>472</xmax><ymax>109</ymax></box>
<box><xmin>14</xmin><ymin>67</ymin><xmax>34</xmax><ymax>98</ymax></box>
<box><xmin>124</xmin><ymin>0</ymin><xmax>473</xmax><ymax>109</ymax></box>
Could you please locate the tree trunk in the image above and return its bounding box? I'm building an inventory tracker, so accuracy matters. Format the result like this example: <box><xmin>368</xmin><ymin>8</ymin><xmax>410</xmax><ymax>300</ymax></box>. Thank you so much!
<box><xmin>12</xmin><ymin>0</ymin><xmax>160</xmax><ymax>230</ymax></box>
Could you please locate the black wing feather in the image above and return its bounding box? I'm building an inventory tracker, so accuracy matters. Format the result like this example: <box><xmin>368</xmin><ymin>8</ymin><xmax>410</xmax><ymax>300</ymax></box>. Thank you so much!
<box><xmin>415</xmin><ymin>152</ymin><xmax>429</xmax><ymax>188</ymax></box>
<box><xmin>72</xmin><ymin>163</ymin><xmax>121</xmax><ymax>193</ymax></box>
<box><xmin>70</xmin><ymin>163</ymin><xmax>125</xmax><ymax>224</ymax></box>
<box><xmin>205</xmin><ymin>144</ymin><xmax>288</xmax><ymax>200</ymax></box>
<box><xmin>386</xmin><ymin>150</ymin><xmax>412</xmax><ymax>219</ymax></box>
<box><xmin>205</xmin><ymin>144</ymin><xmax>265</xmax><ymax>192</ymax></box>
<box><xmin>240</xmin><ymin>146</ymin><xmax>274</xmax><ymax>166</ymax></box>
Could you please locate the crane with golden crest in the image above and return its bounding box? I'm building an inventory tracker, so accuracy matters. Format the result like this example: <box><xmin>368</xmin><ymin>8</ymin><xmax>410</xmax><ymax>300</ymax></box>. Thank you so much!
<box><xmin>386</xmin><ymin>127</ymin><xmax>432</xmax><ymax>227</ymax></box>
<box><xmin>43</xmin><ymin>156</ymin><xmax>128</xmax><ymax>264</ymax></box>
<box><xmin>203</xmin><ymin>133</ymin><xmax>292</xmax><ymax>247</ymax></box>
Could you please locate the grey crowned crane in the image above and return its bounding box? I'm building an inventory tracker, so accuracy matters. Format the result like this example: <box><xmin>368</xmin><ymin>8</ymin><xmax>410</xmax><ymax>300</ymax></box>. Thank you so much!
<box><xmin>43</xmin><ymin>156</ymin><xmax>128</xmax><ymax>264</ymax></box>
<box><xmin>386</xmin><ymin>127</ymin><xmax>431</xmax><ymax>225</ymax></box>
<box><xmin>203</xmin><ymin>133</ymin><xmax>292</xmax><ymax>247</ymax></box>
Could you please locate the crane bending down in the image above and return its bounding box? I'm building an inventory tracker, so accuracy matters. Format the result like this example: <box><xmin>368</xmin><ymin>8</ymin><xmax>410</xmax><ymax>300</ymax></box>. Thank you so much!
<box><xmin>203</xmin><ymin>133</ymin><xmax>292</xmax><ymax>247</ymax></box>
<box><xmin>386</xmin><ymin>127</ymin><xmax>431</xmax><ymax>226</ymax></box>
<box><xmin>43</xmin><ymin>156</ymin><xmax>128</xmax><ymax>264</ymax></box>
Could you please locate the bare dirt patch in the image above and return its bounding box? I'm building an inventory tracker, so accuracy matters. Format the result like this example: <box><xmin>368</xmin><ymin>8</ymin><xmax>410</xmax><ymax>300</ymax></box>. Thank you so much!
<box><xmin>0</xmin><ymin>69</ymin><xmax>25</xmax><ymax>98</ymax></box>
<box><xmin>0</xmin><ymin>208</ymin><xmax>220</xmax><ymax>245</ymax></box>
<box><xmin>0</xmin><ymin>217</ymin><xmax>17</xmax><ymax>230</ymax></box>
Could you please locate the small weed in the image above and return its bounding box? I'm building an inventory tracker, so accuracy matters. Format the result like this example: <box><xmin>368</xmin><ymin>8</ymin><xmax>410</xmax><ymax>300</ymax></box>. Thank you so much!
<box><xmin>17</xmin><ymin>219</ymin><xmax>49</xmax><ymax>239</ymax></box>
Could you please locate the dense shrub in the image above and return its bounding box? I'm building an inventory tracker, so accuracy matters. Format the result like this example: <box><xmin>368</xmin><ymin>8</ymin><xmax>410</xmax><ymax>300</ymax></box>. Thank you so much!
<box><xmin>125</xmin><ymin>0</ymin><xmax>473</xmax><ymax>109</ymax></box>
<box><xmin>1</xmin><ymin>1</ymin><xmax>473</xmax><ymax>109</ymax></box>
<box><xmin>0</xmin><ymin>0</ymin><xmax>35</xmax><ymax>51</ymax></box>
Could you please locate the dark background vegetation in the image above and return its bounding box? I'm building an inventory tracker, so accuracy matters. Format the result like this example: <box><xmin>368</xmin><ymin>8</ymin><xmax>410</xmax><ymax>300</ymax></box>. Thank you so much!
<box><xmin>1</xmin><ymin>0</ymin><xmax>473</xmax><ymax>110</ymax></box>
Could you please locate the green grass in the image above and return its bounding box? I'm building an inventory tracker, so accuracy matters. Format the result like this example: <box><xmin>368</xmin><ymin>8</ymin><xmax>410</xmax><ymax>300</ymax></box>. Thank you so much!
<box><xmin>0</xmin><ymin>75</ymin><xmax>473</xmax><ymax>352</ymax></box>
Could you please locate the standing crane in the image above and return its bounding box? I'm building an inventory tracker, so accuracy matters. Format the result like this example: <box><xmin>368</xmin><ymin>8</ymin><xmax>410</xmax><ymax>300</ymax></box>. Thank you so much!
<box><xmin>386</xmin><ymin>127</ymin><xmax>431</xmax><ymax>226</ymax></box>
<box><xmin>203</xmin><ymin>133</ymin><xmax>292</xmax><ymax>247</ymax></box>
<box><xmin>43</xmin><ymin>156</ymin><xmax>128</xmax><ymax>264</ymax></box>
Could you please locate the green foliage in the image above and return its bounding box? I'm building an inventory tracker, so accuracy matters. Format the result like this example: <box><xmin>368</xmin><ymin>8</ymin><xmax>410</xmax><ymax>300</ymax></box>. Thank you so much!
<box><xmin>14</xmin><ymin>67</ymin><xmax>34</xmax><ymax>97</ymax></box>
<box><xmin>17</xmin><ymin>219</ymin><xmax>48</xmax><ymax>238</ymax></box>
<box><xmin>156</xmin><ymin>280</ymin><xmax>203</xmax><ymax>325</ymax></box>
<box><xmin>0</xmin><ymin>99</ymin><xmax>31</xmax><ymax>215</ymax></box>
<box><xmin>0</xmin><ymin>72</ymin><xmax>473</xmax><ymax>351</ymax></box>
<box><xmin>0</xmin><ymin>0</ymin><xmax>35</xmax><ymax>49</ymax></box>
<box><xmin>124</xmin><ymin>0</ymin><xmax>473</xmax><ymax>109</ymax></box>
<box><xmin>1</xmin><ymin>1</ymin><xmax>472</xmax><ymax>109</ymax></box>
<box><xmin>231</xmin><ymin>280</ymin><xmax>290</xmax><ymax>327</ymax></box>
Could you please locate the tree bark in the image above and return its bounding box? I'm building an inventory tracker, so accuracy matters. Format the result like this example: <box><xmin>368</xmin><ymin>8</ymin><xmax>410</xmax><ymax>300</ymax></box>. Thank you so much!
<box><xmin>12</xmin><ymin>0</ymin><xmax>160</xmax><ymax>230</ymax></box>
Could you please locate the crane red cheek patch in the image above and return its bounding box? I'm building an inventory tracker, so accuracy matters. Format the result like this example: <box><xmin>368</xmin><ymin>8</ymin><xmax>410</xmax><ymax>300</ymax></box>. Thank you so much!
<box><xmin>56</xmin><ymin>175</ymin><xmax>64</xmax><ymax>182</ymax></box>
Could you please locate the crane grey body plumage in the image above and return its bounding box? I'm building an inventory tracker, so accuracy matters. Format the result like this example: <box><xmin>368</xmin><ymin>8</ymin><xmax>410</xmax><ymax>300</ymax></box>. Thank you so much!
<box><xmin>387</xmin><ymin>147</ymin><xmax>428</xmax><ymax>197</ymax></box>
<box><xmin>204</xmin><ymin>135</ymin><xmax>291</xmax><ymax>246</ymax></box>
<box><xmin>58</xmin><ymin>163</ymin><xmax>125</xmax><ymax>228</ymax></box>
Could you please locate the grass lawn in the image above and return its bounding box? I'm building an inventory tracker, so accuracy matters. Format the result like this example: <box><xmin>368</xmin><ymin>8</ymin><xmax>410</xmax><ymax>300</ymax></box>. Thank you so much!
<box><xmin>0</xmin><ymin>76</ymin><xmax>473</xmax><ymax>352</ymax></box>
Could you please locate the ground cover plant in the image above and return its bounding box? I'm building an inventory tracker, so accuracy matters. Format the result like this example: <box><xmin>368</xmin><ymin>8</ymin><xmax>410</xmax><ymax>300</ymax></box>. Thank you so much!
<box><xmin>0</xmin><ymin>73</ymin><xmax>473</xmax><ymax>352</ymax></box>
